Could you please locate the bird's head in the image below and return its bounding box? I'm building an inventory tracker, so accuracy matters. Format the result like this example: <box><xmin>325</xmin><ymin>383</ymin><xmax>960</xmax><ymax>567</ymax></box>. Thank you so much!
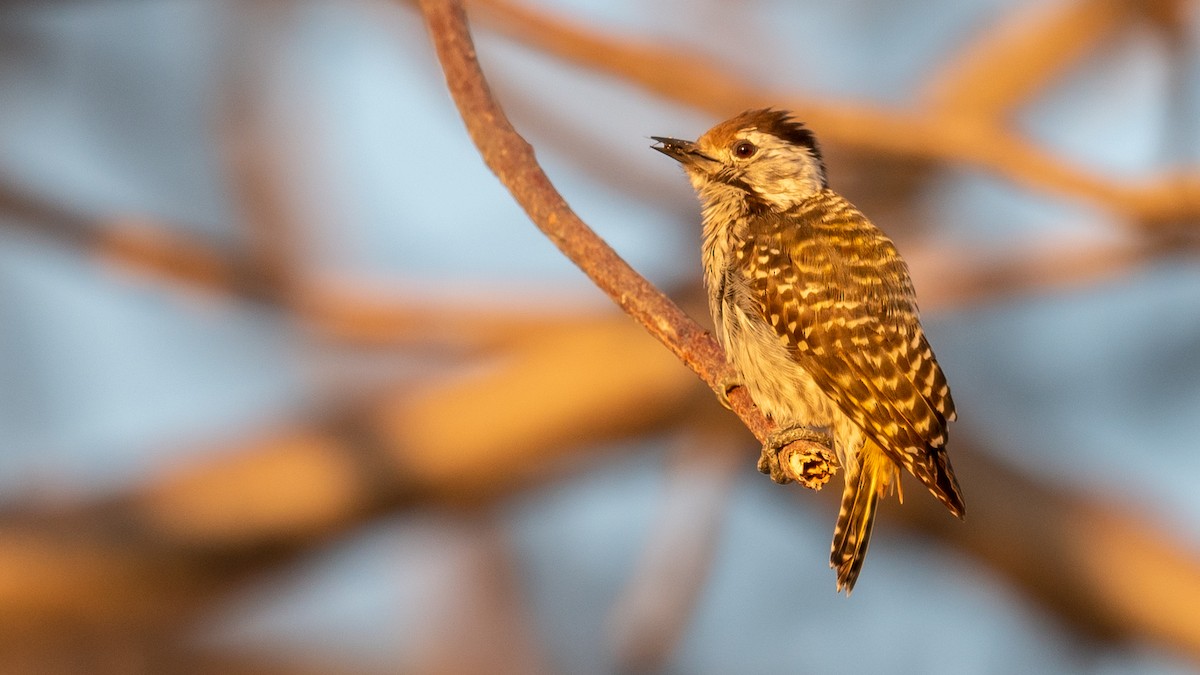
<box><xmin>652</xmin><ymin>109</ymin><xmax>826</xmax><ymax>212</ymax></box>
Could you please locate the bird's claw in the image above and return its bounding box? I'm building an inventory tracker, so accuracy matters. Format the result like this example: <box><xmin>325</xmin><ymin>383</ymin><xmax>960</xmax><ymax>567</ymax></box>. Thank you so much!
<box><xmin>715</xmin><ymin>375</ymin><xmax>743</xmax><ymax>411</ymax></box>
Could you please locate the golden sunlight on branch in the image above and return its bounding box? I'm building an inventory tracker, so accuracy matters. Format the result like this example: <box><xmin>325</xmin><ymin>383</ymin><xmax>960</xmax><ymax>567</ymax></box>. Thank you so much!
<box><xmin>417</xmin><ymin>0</ymin><xmax>829</xmax><ymax>468</ymax></box>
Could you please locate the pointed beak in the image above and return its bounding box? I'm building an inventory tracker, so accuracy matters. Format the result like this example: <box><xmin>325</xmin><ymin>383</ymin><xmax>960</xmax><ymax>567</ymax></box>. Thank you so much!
<box><xmin>651</xmin><ymin>136</ymin><xmax>716</xmax><ymax>168</ymax></box>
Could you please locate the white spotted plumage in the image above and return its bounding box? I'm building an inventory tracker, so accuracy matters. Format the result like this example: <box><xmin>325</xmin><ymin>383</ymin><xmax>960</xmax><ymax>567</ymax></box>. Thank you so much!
<box><xmin>653</xmin><ymin>109</ymin><xmax>965</xmax><ymax>593</ymax></box>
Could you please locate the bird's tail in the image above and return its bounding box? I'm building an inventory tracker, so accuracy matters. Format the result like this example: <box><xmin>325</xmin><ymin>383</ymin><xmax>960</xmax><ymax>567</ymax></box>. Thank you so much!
<box><xmin>830</xmin><ymin>441</ymin><xmax>896</xmax><ymax>595</ymax></box>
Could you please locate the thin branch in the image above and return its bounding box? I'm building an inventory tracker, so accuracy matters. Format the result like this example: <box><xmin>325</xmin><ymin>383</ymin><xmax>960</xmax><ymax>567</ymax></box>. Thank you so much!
<box><xmin>417</xmin><ymin>0</ymin><xmax>814</xmax><ymax>456</ymax></box>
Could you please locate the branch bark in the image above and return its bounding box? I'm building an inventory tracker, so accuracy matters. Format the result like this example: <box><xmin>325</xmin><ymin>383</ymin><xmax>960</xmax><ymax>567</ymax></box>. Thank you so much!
<box><xmin>417</xmin><ymin>0</ymin><xmax>815</xmax><ymax>458</ymax></box>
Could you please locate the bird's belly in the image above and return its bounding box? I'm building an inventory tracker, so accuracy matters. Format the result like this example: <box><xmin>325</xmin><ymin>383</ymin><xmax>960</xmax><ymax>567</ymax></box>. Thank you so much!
<box><xmin>722</xmin><ymin>304</ymin><xmax>866</xmax><ymax>475</ymax></box>
<box><xmin>724</xmin><ymin>307</ymin><xmax>832</xmax><ymax>428</ymax></box>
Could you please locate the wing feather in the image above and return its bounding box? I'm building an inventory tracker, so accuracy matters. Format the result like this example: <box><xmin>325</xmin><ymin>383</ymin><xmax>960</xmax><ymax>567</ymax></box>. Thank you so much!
<box><xmin>739</xmin><ymin>196</ymin><xmax>964</xmax><ymax>514</ymax></box>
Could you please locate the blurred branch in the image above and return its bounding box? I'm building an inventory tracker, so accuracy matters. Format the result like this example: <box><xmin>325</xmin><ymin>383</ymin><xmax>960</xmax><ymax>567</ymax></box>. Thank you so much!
<box><xmin>608</xmin><ymin>422</ymin><xmax>743</xmax><ymax>671</ymax></box>
<box><xmin>1136</xmin><ymin>0</ymin><xmax>1194</xmax><ymax>40</ymax></box>
<box><xmin>897</xmin><ymin>442</ymin><xmax>1200</xmax><ymax>663</ymax></box>
<box><xmin>218</xmin><ymin>2</ymin><xmax>315</xmax><ymax>303</ymax></box>
<box><xmin>0</xmin><ymin>170</ymin><xmax>1173</xmax><ymax>356</ymax></box>
<box><xmin>3</xmin><ymin>0</ymin><xmax>1197</xmax><ymax>668</ymax></box>
<box><xmin>0</xmin><ymin>177</ymin><xmax>598</xmax><ymax>354</ymax></box>
<box><xmin>404</xmin><ymin>518</ymin><xmax>552</xmax><ymax>674</ymax></box>
<box><xmin>367</xmin><ymin>313</ymin><xmax>699</xmax><ymax>500</ymax></box>
<box><xmin>0</xmin><ymin>177</ymin><xmax>276</xmax><ymax>300</ymax></box>
<box><xmin>220</xmin><ymin>68</ymin><xmax>305</xmax><ymax>300</ymax></box>
<box><xmin>0</xmin><ymin>305</ymin><xmax>1197</xmax><ymax>662</ymax></box>
<box><xmin>0</xmin><ymin>176</ymin><xmax>92</xmax><ymax>246</ymax></box>
<box><xmin>94</xmin><ymin>220</ymin><xmax>268</xmax><ymax>299</ymax></box>
<box><xmin>905</xmin><ymin>234</ymin><xmax>1164</xmax><ymax>311</ymax></box>
<box><xmin>302</xmin><ymin>283</ymin><xmax>600</xmax><ymax>350</ymax></box>
<box><xmin>130</xmin><ymin>316</ymin><xmax>696</xmax><ymax>554</ymax></box>
<box><xmin>0</xmin><ymin>310</ymin><xmax>699</xmax><ymax>634</ymax></box>
<box><xmin>925</xmin><ymin>0</ymin><xmax>1128</xmax><ymax>121</ymax></box>
<box><xmin>469</xmin><ymin>0</ymin><xmax>1200</xmax><ymax>229</ymax></box>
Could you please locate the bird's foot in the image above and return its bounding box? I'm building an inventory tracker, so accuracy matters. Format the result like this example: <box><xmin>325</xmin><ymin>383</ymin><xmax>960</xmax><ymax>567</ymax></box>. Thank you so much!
<box><xmin>757</xmin><ymin>425</ymin><xmax>837</xmax><ymax>490</ymax></box>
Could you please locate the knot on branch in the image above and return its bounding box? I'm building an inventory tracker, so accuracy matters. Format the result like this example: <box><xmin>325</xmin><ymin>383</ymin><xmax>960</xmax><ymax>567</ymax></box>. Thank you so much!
<box><xmin>756</xmin><ymin>427</ymin><xmax>837</xmax><ymax>490</ymax></box>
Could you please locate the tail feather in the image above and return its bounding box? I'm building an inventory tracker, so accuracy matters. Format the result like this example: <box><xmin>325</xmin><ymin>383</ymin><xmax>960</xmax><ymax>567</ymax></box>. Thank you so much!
<box><xmin>830</xmin><ymin>442</ymin><xmax>893</xmax><ymax>594</ymax></box>
<box><xmin>898</xmin><ymin>446</ymin><xmax>965</xmax><ymax>519</ymax></box>
<box><xmin>933</xmin><ymin>449</ymin><xmax>966</xmax><ymax>518</ymax></box>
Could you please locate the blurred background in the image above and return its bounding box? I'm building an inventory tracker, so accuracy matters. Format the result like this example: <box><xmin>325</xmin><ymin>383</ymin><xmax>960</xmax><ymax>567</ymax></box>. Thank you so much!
<box><xmin>1</xmin><ymin>0</ymin><xmax>1199</xmax><ymax>672</ymax></box>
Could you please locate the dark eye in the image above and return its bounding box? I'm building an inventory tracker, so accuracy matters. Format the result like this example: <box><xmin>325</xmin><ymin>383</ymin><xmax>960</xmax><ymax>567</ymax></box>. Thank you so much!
<box><xmin>733</xmin><ymin>141</ymin><xmax>757</xmax><ymax>158</ymax></box>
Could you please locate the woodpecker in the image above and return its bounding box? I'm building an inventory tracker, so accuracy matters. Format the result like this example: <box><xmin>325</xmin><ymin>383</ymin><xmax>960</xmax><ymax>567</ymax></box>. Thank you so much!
<box><xmin>652</xmin><ymin>109</ymin><xmax>964</xmax><ymax>593</ymax></box>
